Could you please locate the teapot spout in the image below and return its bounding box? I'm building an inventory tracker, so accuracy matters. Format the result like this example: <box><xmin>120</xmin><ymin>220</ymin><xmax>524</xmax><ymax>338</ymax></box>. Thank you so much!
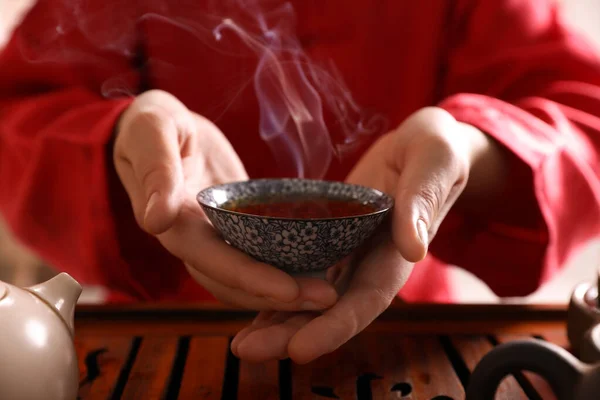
<box><xmin>27</xmin><ymin>273</ymin><xmax>82</xmax><ymax>336</ymax></box>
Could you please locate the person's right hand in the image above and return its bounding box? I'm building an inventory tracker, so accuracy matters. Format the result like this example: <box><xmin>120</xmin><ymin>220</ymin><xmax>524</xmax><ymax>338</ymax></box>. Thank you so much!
<box><xmin>113</xmin><ymin>90</ymin><xmax>338</xmax><ymax>310</ymax></box>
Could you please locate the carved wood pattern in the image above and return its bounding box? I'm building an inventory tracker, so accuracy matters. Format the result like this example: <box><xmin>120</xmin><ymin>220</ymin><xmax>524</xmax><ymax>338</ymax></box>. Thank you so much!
<box><xmin>73</xmin><ymin>304</ymin><xmax>570</xmax><ymax>399</ymax></box>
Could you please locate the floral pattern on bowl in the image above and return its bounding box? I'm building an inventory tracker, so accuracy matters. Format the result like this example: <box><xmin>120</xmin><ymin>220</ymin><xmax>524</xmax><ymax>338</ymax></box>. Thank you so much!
<box><xmin>197</xmin><ymin>179</ymin><xmax>394</xmax><ymax>273</ymax></box>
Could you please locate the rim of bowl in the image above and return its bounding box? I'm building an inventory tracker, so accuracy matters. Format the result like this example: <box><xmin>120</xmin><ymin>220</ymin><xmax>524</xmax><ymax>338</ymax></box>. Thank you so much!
<box><xmin>196</xmin><ymin>178</ymin><xmax>395</xmax><ymax>221</ymax></box>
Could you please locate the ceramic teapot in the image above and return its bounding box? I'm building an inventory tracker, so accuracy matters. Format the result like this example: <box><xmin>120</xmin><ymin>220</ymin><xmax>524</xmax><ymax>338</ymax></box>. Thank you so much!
<box><xmin>465</xmin><ymin>337</ymin><xmax>600</xmax><ymax>400</ymax></box>
<box><xmin>466</xmin><ymin>276</ymin><xmax>600</xmax><ymax>400</ymax></box>
<box><xmin>0</xmin><ymin>272</ymin><xmax>82</xmax><ymax>400</ymax></box>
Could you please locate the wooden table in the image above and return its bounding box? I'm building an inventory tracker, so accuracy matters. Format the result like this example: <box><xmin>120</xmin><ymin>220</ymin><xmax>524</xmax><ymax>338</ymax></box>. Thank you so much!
<box><xmin>74</xmin><ymin>303</ymin><xmax>569</xmax><ymax>400</ymax></box>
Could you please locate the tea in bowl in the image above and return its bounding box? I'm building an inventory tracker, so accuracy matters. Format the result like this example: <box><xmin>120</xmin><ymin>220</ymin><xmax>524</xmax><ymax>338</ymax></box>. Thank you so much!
<box><xmin>196</xmin><ymin>178</ymin><xmax>394</xmax><ymax>274</ymax></box>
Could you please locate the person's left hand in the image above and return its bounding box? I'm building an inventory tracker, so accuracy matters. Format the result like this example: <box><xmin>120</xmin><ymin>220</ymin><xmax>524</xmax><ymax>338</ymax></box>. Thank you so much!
<box><xmin>230</xmin><ymin>107</ymin><xmax>505</xmax><ymax>364</ymax></box>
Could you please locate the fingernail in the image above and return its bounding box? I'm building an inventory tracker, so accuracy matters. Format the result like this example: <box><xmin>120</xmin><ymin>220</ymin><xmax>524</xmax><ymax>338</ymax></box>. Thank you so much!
<box><xmin>417</xmin><ymin>219</ymin><xmax>429</xmax><ymax>246</ymax></box>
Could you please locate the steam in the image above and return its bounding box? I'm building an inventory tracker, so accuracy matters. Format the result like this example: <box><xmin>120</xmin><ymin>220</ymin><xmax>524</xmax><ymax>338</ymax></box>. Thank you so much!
<box><xmin>17</xmin><ymin>0</ymin><xmax>387</xmax><ymax>179</ymax></box>
<box><xmin>214</xmin><ymin>11</ymin><xmax>331</xmax><ymax>177</ymax></box>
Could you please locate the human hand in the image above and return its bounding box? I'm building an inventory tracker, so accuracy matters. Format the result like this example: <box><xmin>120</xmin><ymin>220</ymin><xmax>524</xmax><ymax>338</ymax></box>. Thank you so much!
<box><xmin>231</xmin><ymin>107</ymin><xmax>501</xmax><ymax>363</ymax></box>
<box><xmin>113</xmin><ymin>90</ymin><xmax>338</xmax><ymax>310</ymax></box>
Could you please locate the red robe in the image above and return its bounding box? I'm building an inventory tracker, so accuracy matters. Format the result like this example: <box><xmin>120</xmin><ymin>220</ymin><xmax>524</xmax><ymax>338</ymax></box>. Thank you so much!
<box><xmin>1</xmin><ymin>0</ymin><xmax>599</xmax><ymax>303</ymax></box>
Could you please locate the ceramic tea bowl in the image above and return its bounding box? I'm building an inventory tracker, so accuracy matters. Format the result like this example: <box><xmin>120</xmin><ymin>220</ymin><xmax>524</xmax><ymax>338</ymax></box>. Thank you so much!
<box><xmin>197</xmin><ymin>178</ymin><xmax>394</xmax><ymax>274</ymax></box>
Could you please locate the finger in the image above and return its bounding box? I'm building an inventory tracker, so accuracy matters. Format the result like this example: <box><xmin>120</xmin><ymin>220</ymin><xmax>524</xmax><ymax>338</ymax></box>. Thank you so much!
<box><xmin>115</xmin><ymin>108</ymin><xmax>187</xmax><ymax>234</ymax></box>
<box><xmin>236</xmin><ymin>313</ymin><xmax>316</xmax><ymax>362</ymax></box>
<box><xmin>113</xmin><ymin>160</ymin><xmax>149</xmax><ymax>229</ymax></box>
<box><xmin>326</xmin><ymin>262</ymin><xmax>343</xmax><ymax>283</ymax></box>
<box><xmin>287</xmin><ymin>235</ymin><xmax>411</xmax><ymax>364</ymax></box>
<box><xmin>187</xmin><ymin>267</ymin><xmax>338</xmax><ymax>311</ymax></box>
<box><xmin>391</xmin><ymin>132</ymin><xmax>467</xmax><ymax>262</ymax></box>
<box><xmin>158</xmin><ymin>206</ymin><xmax>300</xmax><ymax>302</ymax></box>
<box><xmin>231</xmin><ymin>311</ymin><xmax>288</xmax><ymax>357</ymax></box>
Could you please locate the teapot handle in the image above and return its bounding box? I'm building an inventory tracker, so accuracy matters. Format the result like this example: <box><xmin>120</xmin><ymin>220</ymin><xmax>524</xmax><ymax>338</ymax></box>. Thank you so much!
<box><xmin>580</xmin><ymin>322</ymin><xmax>600</xmax><ymax>363</ymax></box>
<box><xmin>465</xmin><ymin>338</ymin><xmax>586</xmax><ymax>400</ymax></box>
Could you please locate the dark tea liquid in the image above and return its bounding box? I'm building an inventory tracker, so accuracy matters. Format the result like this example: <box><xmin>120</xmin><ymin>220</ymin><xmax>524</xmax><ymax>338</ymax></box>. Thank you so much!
<box><xmin>226</xmin><ymin>195</ymin><xmax>377</xmax><ymax>218</ymax></box>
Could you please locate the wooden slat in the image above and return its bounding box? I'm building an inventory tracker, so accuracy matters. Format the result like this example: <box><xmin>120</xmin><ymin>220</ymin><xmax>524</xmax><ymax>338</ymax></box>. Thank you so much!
<box><xmin>451</xmin><ymin>335</ymin><xmax>528</xmax><ymax>399</ymax></box>
<box><xmin>292</xmin><ymin>333</ymin><xmax>464</xmax><ymax>399</ymax></box>
<box><xmin>121</xmin><ymin>336</ymin><xmax>179</xmax><ymax>399</ymax></box>
<box><xmin>238</xmin><ymin>361</ymin><xmax>279</xmax><ymax>399</ymax></box>
<box><xmin>74</xmin><ymin>319</ymin><xmax>566</xmax><ymax>338</ymax></box>
<box><xmin>76</xmin><ymin>335</ymin><xmax>135</xmax><ymax>399</ymax></box>
<box><xmin>365</xmin><ymin>333</ymin><xmax>412</xmax><ymax>399</ymax></box>
<box><xmin>75</xmin><ymin>302</ymin><xmax>566</xmax><ymax>317</ymax></box>
<box><xmin>496</xmin><ymin>334</ymin><xmax>565</xmax><ymax>400</ymax></box>
<box><xmin>178</xmin><ymin>336</ymin><xmax>230</xmax><ymax>399</ymax></box>
<box><xmin>538</xmin><ymin>327</ymin><xmax>571</xmax><ymax>349</ymax></box>
<box><xmin>74</xmin><ymin>303</ymin><xmax>567</xmax><ymax>337</ymax></box>
<box><xmin>292</xmin><ymin>337</ymin><xmax>359</xmax><ymax>399</ymax></box>
<box><xmin>73</xmin><ymin>304</ymin><xmax>570</xmax><ymax>398</ymax></box>
<box><xmin>398</xmin><ymin>335</ymin><xmax>464</xmax><ymax>399</ymax></box>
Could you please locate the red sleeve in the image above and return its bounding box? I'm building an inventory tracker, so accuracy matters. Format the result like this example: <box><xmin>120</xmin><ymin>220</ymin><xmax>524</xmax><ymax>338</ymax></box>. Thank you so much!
<box><xmin>0</xmin><ymin>0</ymin><xmax>152</xmax><ymax>299</ymax></box>
<box><xmin>430</xmin><ymin>0</ymin><xmax>600</xmax><ymax>297</ymax></box>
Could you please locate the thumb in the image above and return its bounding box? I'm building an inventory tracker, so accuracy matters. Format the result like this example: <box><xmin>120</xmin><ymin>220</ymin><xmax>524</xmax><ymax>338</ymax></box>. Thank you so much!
<box><xmin>393</xmin><ymin>183</ymin><xmax>437</xmax><ymax>263</ymax></box>
<box><xmin>118</xmin><ymin>111</ymin><xmax>186</xmax><ymax>234</ymax></box>
<box><xmin>391</xmin><ymin>144</ymin><xmax>465</xmax><ymax>263</ymax></box>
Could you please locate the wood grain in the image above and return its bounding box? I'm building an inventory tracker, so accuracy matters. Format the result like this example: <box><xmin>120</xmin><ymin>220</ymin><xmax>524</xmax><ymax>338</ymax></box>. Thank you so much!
<box><xmin>399</xmin><ymin>335</ymin><xmax>464</xmax><ymax>399</ymax></box>
<box><xmin>496</xmin><ymin>333</ymin><xmax>567</xmax><ymax>400</ymax></box>
<box><xmin>451</xmin><ymin>335</ymin><xmax>528</xmax><ymax>399</ymax></box>
<box><xmin>74</xmin><ymin>302</ymin><xmax>565</xmax><ymax>316</ymax></box>
<box><xmin>292</xmin><ymin>333</ymin><xmax>464</xmax><ymax>399</ymax></box>
<box><xmin>538</xmin><ymin>327</ymin><xmax>571</xmax><ymax>349</ymax></box>
<box><xmin>121</xmin><ymin>336</ymin><xmax>179</xmax><ymax>399</ymax></box>
<box><xmin>75</xmin><ymin>335</ymin><xmax>136</xmax><ymax>399</ymax></box>
<box><xmin>238</xmin><ymin>360</ymin><xmax>279</xmax><ymax>399</ymax></box>
<box><xmin>292</xmin><ymin>336</ymin><xmax>360</xmax><ymax>399</ymax></box>
<box><xmin>178</xmin><ymin>336</ymin><xmax>230</xmax><ymax>399</ymax></box>
<box><xmin>73</xmin><ymin>304</ymin><xmax>569</xmax><ymax>399</ymax></box>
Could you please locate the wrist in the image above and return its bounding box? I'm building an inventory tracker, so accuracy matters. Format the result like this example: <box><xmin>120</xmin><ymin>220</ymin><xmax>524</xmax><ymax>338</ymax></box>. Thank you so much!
<box><xmin>460</xmin><ymin>122</ymin><xmax>490</xmax><ymax>166</ymax></box>
<box><xmin>456</xmin><ymin>122</ymin><xmax>510</xmax><ymax>211</ymax></box>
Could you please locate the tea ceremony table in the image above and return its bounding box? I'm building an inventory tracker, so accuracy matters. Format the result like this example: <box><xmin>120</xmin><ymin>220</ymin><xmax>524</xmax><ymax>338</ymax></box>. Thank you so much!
<box><xmin>74</xmin><ymin>301</ymin><xmax>567</xmax><ymax>399</ymax></box>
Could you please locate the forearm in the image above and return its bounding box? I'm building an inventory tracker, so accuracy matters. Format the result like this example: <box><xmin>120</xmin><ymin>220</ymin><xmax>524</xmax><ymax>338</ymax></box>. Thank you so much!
<box><xmin>427</xmin><ymin>0</ymin><xmax>600</xmax><ymax>297</ymax></box>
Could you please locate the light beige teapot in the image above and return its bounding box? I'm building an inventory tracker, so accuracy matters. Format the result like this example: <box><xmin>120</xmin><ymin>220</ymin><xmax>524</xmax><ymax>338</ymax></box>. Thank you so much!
<box><xmin>0</xmin><ymin>272</ymin><xmax>81</xmax><ymax>400</ymax></box>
